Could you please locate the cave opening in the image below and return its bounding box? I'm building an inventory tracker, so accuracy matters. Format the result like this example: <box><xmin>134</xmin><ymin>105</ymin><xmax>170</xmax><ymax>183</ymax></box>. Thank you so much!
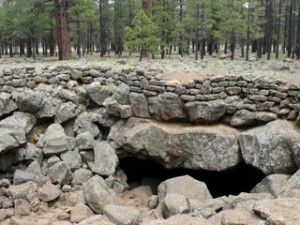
<box><xmin>119</xmin><ymin>157</ymin><xmax>265</xmax><ymax>198</ymax></box>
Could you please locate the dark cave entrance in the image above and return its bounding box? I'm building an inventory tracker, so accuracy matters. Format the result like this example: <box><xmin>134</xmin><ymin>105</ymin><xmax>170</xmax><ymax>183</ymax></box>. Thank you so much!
<box><xmin>119</xmin><ymin>157</ymin><xmax>265</xmax><ymax>198</ymax></box>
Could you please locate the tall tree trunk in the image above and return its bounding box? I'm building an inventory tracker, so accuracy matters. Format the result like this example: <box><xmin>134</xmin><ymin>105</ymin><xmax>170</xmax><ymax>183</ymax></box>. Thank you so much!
<box><xmin>178</xmin><ymin>0</ymin><xmax>183</xmax><ymax>57</ymax></box>
<box><xmin>54</xmin><ymin>0</ymin><xmax>72</xmax><ymax>60</ymax></box>
<box><xmin>246</xmin><ymin>1</ymin><xmax>251</xmax><ymax>61</ymax></box>
<box><xmin>275</xmin><ymin>0</ymin><xmax>282</xmax><ymax>59</ymax></box>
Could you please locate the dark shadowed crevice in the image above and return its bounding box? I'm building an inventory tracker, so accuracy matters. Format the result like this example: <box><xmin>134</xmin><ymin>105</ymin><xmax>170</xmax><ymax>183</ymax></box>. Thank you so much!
<box><xmin>119</xmin><ymin>157</ymin><xmax>265</xmax><ymax>198</ymax></box>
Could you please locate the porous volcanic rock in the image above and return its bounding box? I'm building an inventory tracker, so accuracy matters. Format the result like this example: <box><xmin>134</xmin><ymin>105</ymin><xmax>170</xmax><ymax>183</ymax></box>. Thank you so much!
<box><xmin>109</xmin><ymin>118</ymin><xmax>240</xmax><ymax>171</ymax></box>
<box><xmin>239</xmin><ymin>120</ymin><xmax>300</xmax><ymax>174</ymax></box>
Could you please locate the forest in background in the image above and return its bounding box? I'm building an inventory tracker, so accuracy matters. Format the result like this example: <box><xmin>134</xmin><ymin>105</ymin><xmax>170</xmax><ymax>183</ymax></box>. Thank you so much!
<box><xmin>0</xmin><ymin>0</ymin><xmax>300</xmax><ymax>61</ymax></box>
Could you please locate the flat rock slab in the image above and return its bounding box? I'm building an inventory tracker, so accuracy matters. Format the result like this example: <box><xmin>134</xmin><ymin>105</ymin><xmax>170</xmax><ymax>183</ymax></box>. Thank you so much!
<box><xmin>109</xmin><ymin>118</ymin><xmax>240</xmax><ymax>171</ymax></box>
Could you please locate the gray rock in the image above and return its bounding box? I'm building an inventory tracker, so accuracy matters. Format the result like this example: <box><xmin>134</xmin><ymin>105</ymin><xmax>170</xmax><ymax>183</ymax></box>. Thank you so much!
<box><xmin>280</xmin><ymin>169</ymin><xmax>300</xmax><ymax>198</ymax></box>
<box><xmin>87</xmin><ymin>82</ymin><xmax>115</xmax><ymax>106</ymax></box>
<box><xmin>255</xmin><ymin>111</ymin><xmax>278</xmax><ymax>123</ymax></box>
<box><xmin>129</xmin><ymin>92</ymin><xmax>150</xmax><ymax>118</ymax></box>
<box><xmin>58</xmin><ymin>89</ymin><xmax>79</xmax><ymax>103</ymax></box>
<box><xmin>109</xmin><ymin>118</ymin><xmax>240</xmax><ymax>171</ymax></box>
<box><xmin>253</xmin><ymin>198</ymin><xmax>300</xmax><ymax>225</ymax></box>
<box><xmin>158</xmin><ymin>175</ymin><xmax>212</xmax><ymax>204</ymax></box>
<box><xmin>162</xmin><ymin>194</ymin><xmax>189</xmax><ymax>218</ymax></box>
<box><xmin>104</xmin><ymin>205</ymin><xmax>140</xmax><ymax>225</ymax></box>
<box><xmin>14</xmin><ymin>199</ymin><xmax>31</xmax><ymax>216</ymax></box>
<box><xmin>38</xmin><ymin>180</ymin><xmax>62</xmax><ymax>202</ymax></box>
<box><xmin>148</xmin><ymin>93</ymin><xmax>186</xmax><ymax>121</ymax></box>
<box><xmin>6</xmin><ymin>181</ymin><xmax>37</xmax><ymax>200</ymax></box>
<box><xmin>230</xmin><ymin>110</ymin><xmax>256</xmax><ymax>127</ymax></box>
<box><xmin>82</xmin><ymin>175</ymin><xmax>117</xmax><ymax>213</ymax></box>
<box><xmin>0</xmin><ymin>112</ymin><xmax>36</xmax><ymax>154</ymax></box>
<box><xmin>91</xmin><ymin>142</ymin><xmax>119</xmax><ymax>176</ymax></box>
<box><xmin>185</xmin><ymin>100</ymin><xmax>225</xmax><ymax>123</ymax></box>
<box><xmin>14</xmin><ymin>90</ymin><xmax>43</xmax><ymax>113</ymax></box>
<box><xmin>118</xmin><ymin>105</ymin><xmax>133</xmax><ymax>119</ymax></box>
<box><xmin>47</xmin><ymin>161</ymin><xmax>73</xmax><ymax>185</ymax></box>
<box><xmin>221</xmin><ymin>209</ymin><xmax>264</xmax><ymax>225</ymax></box>
<box><xmin>24</xmin><ymin>143</ymin><xmax>44</xmax><ymax>164</ymax></box>
<box><xmin>71</xmin><ymin>203</ymin><xmax>94</xmax><ymax>223</ymax></box>
<box><xmin>13</xmin><ymin>161</ymin><xmax>47</xmax><ymax>186</ymax></box>
<box><xmin>0</xmin><ymin>93</ymin><xmax>17</xmax><ymax>116</ymax></box>
<box><xmin>77</xmin><ymin>215</ymin><xmax>116</xmax><ymax>225</ymax></box>
<box><xmin>60</xmin><ymin>150</ymin><xmax>82</xmax><ymax>170</ymax></box>
<box><xmin>103</xmin><ymin>97</ymin><xmax>120</xmax><ymax>117</ymax></box>
<box><xmin>72</xmin><ymin>168</ymin><xmax>93</xmax><ymax>185</ymax></box>
<box><xmin>35</xmin><ymin>95</ymin><xmax>61</xmax><ymax>118</ymax></box>
<box><xmin>55</xmin><ymin>102</ymin><xmax>79</xmax><ymax>123</ymax></box>
<box><xmin>239</xmin><ymin>120</ymin><xmax>300</xmax><ymax>174</ymax></box>
<box><xmin>74</xmin><ymin>112</ymin><xmax>100</xmax><ymax>137</ymax></box>
<box><xmin>114</xmin><ymin>83</ymin><xmax>130</xmax><ymax>105</ymax></box>
<box><xmin>41</xmin><ymin>123</ymin><xmax>75</xmax><ymax>156</ymax></box>
<box><xmin>76</xmin><ymin>132</ymin><xmax>95</xmax><ymax>150</ymax></box>
<box><xmin>251</xmin><ymin>174</ymin><xmax>291</xmax><ymax>197</ymax></box>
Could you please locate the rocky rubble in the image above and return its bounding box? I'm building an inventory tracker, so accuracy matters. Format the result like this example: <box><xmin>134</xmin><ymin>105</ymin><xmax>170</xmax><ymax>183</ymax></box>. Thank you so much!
<box><xmin>1</xmin><ymin>65</ymin><xmax>300</xmax><ymax>224</ymax></box>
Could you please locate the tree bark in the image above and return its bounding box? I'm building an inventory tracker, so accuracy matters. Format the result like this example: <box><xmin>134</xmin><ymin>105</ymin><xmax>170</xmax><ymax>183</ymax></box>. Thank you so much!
<box><xmin>54</xmin><ymin>0</ymin><xmax>72</xmax><ymax>60</ymax></box>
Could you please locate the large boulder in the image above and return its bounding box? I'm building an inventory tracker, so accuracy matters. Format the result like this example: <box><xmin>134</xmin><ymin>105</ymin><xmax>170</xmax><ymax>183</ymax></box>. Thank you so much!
<box><xmin>0</xmin><ymin>112</ymin><xmax>36</xmax><ymax>154</ymax></box>
<box><xmin>185</xmin><ymin>100</ymin><xmax>225</xmax><ymax>123</ymax></box>
<box><xmin>239</xmin><ymin>120</ymin><xmax>300</xmax><ymax>174</ymax></box>
<box><xmin>82</xmin><ymin>175</ymin><xmax>117</xmax><ymax>213</ymax></box>
<box><xmin>109</xmin><ymin>118</ymin><xmax>240</xmax><ymax>171</ymax></box>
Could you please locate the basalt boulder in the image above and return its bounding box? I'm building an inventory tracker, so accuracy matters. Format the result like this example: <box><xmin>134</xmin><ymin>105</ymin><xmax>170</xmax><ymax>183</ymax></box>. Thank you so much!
<box><xmin>108</xmin><ymin>118</ymin><xmax>240</xmax><ymax>171</ymax></box>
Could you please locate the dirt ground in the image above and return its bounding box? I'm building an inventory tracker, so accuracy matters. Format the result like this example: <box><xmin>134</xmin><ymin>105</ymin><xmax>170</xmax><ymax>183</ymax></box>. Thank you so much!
<box><xmin>1</xmin><ymin>54</ymin><xmax>300</xmax><ymax>84</ymax></box>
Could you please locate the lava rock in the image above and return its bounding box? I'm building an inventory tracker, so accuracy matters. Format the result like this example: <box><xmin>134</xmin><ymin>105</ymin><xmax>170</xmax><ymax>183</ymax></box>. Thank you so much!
<box><xmin>0</xmin><ymin>112</ymin><xmax>36</xmax><ymax>154</ymax></box>
<box><xmin>38</xmin><ymin>180</ymin><xmax>62</xmax><ymax>202</ymax></box>
<box><xmin>91</xmin><ymin>141</ymin><xmax>119</xmax><ymax>176</ymax></box>
<box><xmin>239</xmin><ymin>120</ymin><xmax>300</xmax><ymax>174</ymax></box>
<box><xmin>0</xmin><ymin>93</ymin><xmax>17</xmax><ymax>116</ymax></box>
<box><xmin>109</xmin><ymin>118</ymin><xmax>240</xmax><ymax>171</ymax></box>
<box><xmin>104</xmin><ymin>205</ymin><xmax>140</xmax><ymax>225</ymax></box>
<box><xmin>158</xmin><ymin>175</ymin><xmax>212</xmax><ymax>204</ymax></box>
<box><xmin>55</xmin><ymin>102</ymin><xmax>79</xmax><ymax>123</ymax></box>
<box><xmin>87</xmin><ymin>82</ymin><xmax>115</xmax><ymax>106</ymax></box>
<box><xmin>74</xmin><ymin>112</ymin><xmax>100</xmax><ymax>137</ymax></box>
<box><xmin>47</xmin><ymin>161</ymin><xmax>73</xmax><ymax>185</ymax></box>
<box><xmin>185</xmin><ymin>100</ymin><xmax>225</xmax><ymax>123</ymax></box>
<box><xmin>41</xmin><ymin>123</ymin><xmax>75</xmax><ymax>156</ymax></box>
<box><xmin>82</xmin><ymin>175</ymin><xmax>116</xmax><ymax>213</ymax></box>
<box><xmin>76</xmin><ymin>132</ymin><xmax>95</xmax><ymax>150</ymax></box>
<box><xmin>129</xmin><ymin>92</ymin><xmax>150</xmax><ymax>118</ymax></box>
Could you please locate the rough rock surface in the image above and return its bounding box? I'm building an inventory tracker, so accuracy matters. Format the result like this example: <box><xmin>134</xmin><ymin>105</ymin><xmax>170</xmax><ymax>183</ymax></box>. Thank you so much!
<box><xmin>185</xmin><ymin>100</ymin><xmax>225</xmax><ymax>123</ymax></box>
<box><xmin>239</xmin><ymin>120</ymin><xmax>300</xmax><ymax>174</ymax></box>
<box><xmin>0</xmin><ymin>112</ymin><xmax>36</xmax><ymax>154</ymax></box>
<box><xmin>40</xmin><ymin>123</ymin><xmax>75</xmax><ymax>156</ymax></box>
<box><xmin>157</xmin><ymin>175</ymin><xmax>212</xmax><ymax>203</ymax></box>
<box><xmin>109</xmin><ymin>118</ymin><xmax>240</xmax><ymax>171</ymax></box>
<box><xmin>91</xmin><ymin>141</ymin><xmax>119</xmax><ymax>176</ymax></box>
<box><xmin>82</xmin><ymin>175</ymin><xmax>117</xmax><ymax>213</ymax></box>
<box><xmin>104</xmin><ymin>204</ymin><xmax>140</xmax><ymax>225</ymax></box>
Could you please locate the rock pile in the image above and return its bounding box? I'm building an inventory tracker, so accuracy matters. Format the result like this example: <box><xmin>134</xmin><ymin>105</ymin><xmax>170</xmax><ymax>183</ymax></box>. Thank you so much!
<box><xmin>1</xmin><ymin>65</ymin><xmax>300</xmax><ymax>224</ymax></box>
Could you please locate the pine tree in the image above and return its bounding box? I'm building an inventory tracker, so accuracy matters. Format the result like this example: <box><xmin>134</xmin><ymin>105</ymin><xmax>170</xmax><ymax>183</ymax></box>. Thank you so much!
<box><xmin>124</xmin><ymin>10</ymin><xmax>160</xmax><ymax>61</ymax></box>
